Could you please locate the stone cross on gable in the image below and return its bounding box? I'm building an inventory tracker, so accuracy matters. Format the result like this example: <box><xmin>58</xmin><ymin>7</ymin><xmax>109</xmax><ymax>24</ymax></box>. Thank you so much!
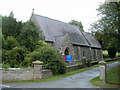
<box><xmin>32</xmin><ymin>9</ymin><xmax>34</xmax><ymax>14</ymax></box>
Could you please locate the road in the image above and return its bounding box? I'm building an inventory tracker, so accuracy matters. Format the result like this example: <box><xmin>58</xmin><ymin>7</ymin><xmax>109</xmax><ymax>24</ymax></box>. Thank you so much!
<box><xmin>1</xmin><ymin>61</ymin><xmax>120</xmax><ymax>89</ymax></box>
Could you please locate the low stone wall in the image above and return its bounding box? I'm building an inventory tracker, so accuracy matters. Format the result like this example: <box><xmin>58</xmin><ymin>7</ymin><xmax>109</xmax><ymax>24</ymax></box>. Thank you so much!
<box><xmin>42</xmin><ymin>70</ymin><xmax>53</xmax><ymax>78</ymax></box>
<box><xmin>67</xmin><ymin>64</ymin><xmax>84</xmax><ymax>72</ymax></box>
<box><xmin>1</xmin><ymin>62</ymin><xmax>88</xmax><ymax>81</ymax></box>
<box><xmin>1</xmin><ymin>68</ymin><xmax>53</xmax><ymax>81</ymax></box>
<box><xmin>1</xmin><ymin>68</ymin><xmax>34</xmax><ymax>81</ymax></box>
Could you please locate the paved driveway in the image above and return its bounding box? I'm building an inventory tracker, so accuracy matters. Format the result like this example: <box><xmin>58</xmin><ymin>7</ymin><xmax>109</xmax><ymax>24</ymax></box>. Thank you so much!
<box><xmin>2</xmin><ymin>62</ymin><xmax>120</xmax><ymax>88</ymax></box>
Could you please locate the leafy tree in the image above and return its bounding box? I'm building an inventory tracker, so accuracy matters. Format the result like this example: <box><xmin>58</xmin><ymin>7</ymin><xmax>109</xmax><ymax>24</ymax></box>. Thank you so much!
<box><xmin>2</xmin><ymin>12</ymin><xmax>23</xmax><ymax>39</ymax></box>
<box><xmin>108</xmin><ymin>46</ymin><xmax>117</xmax><ymax>58</ymax></box>
<box><xmin>69</xmin><ymin>20</ymin><xmax>84</xmax><ymax>31</ymax></box>
<box><xmin>90</xmin><ymin>2</ymin><xmax>120</xmax><ymax>53</ymax></box>
<box><xmin>0</xmin><ymin>15</ymin><xmax>2</xmax><ymax>28</ymax></box>
<box><xmin>18</xmin><ymin>21</ymin><xmax>43</xmax><ymax>51</ymax></box>
<box><xmin>3</xmin><ymin>36</ymin><xmax>19</xmax><ymax>50</ymax></box>
<box><xmin>0</xmin><ymin>27</ymin><xmax>2</xmax><ymax>63</ymax></box>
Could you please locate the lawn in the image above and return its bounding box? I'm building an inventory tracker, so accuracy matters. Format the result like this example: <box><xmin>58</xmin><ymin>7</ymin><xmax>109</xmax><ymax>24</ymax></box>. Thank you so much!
<box><xmin>106</xmin><ymin>65</ymin><xmax>120</xmax><ymax>84</ymax></box>
<box><xmin>91</xmin><ymin>64</ymin><xmax>120</xmax><ymax>88</ymax></box>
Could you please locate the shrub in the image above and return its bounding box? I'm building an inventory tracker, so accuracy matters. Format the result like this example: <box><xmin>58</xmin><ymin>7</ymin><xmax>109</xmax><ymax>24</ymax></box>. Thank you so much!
<box><xmin>2</xmin><ymin>63</ymin><xmax>10</xmax><ymax>68</ymax></box>
<box><xmin>102</xmin><ymin>50</ymin><xmax>109</xmax><ymax>58</ymax></box>
<box><xmin>3</xmin><ymin>36</ymin><xmax>19</xmax><ymax>50</ymax></box>
<box><xmin>34</xmin><ymin>40</ymin><xmax>48</xmax><ymax>51</ymax></box>
<box><xmin>108</xmin><ymin>47</ymin><xmax>117</xmax><ymax>58</ymax></box>
<box><xmin>25</xmin><ymin>46</ymin><xmax>66</xmax><ymax>75</ymax></box>
<box><xmin>2</xmin><ymin>47</ymin><xmax>27</xmax><ymax>68</ymax></box>
<box><xmin>36</xmin><ymin>40</ymin><xmax>47</xmax><ymax>47</ymax></box>
<box><xmin>102</xmin><ymin>54</ymin><xmax>109</xmax><ymax>58</ymax></box>
<box><xmin>9</xmin><ymin>47</ymin><xmax>27</xmax><ymax>67</ymax></box>
<box><xmin>117</xmin><ymin>53</ymin><xmax>120</xmax><ymax>57</ymax></box>
<box><xmin>25</xmin><ymin>51</ymin><xmax>41</xmax><ymax>66</ymax></box>
<box><xmin>2</xmin><ymin>49</ymin><xmax>11</xmax><ymax>64</ymax></box>
<box><xmin>50</xmin><ymin>60</ymin><xmax>67</xmax><ymax>74</ymax></box>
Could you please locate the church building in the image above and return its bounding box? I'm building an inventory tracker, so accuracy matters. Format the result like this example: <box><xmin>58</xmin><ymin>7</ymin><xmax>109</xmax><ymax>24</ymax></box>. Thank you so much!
<box><xmin>30</xmin><ymin>13</ymin><xmax>102</xmax><ymax>63</ymax></box>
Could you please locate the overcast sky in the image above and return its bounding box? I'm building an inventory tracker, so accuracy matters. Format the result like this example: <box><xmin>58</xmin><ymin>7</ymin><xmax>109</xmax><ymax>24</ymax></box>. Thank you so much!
<box><xmin>0</xmin><ymin>0</ymin><xmax>105</xmax><ymax>32</ymax></box>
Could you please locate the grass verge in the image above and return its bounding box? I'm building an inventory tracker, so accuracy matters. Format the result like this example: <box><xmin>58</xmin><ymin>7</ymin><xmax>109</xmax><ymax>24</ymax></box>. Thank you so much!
<box><xmin>91</xmin><ymin>76</ymin><xmax>119</xmax><ymax>88</ymax></box>
<box><xmin>92</xmin><ymin>59</ymin><xmax>120</xmax><ymax>68</ymax></box>
<box><xmin>106</xmin><ymin>65</ymin><xmax>120</xmax><ymax>84</ymax></box>
<box><xmin>91</xmin><ymin>64</ymin><xmax>120</xmax><ymax>88</ymax></box>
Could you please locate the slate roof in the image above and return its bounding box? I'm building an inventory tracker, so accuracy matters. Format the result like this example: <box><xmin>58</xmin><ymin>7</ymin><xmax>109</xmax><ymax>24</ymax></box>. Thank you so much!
<box><xmin>53</xmin><ymin>35</ymin><xmax>66</xmax><ymax>50</ymax></box>
<box><xmin>31</xmin><ymin>14</ymin><xmax>90</xmax><ymax>47</ymax></box>
<box><xmin>83</xmin><ymin>32</ymin><xmax>102</xmax><ymax>48</ymax></box>
<box><xmin>31</xmin><ymin>13</ymin><xmax>101</xmax><ymax>48</ymax></box>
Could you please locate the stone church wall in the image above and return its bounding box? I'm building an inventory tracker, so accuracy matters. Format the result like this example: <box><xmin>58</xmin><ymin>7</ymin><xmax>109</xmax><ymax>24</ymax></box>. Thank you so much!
<box><xmin>45</xmin><ymin>36</ymin><xmax>102</xmax><ymax>63</ymax></box>
<box><xmin>73</xmin><ymin>46</ymin><xmax>92</xmax><ymax>62</ymax></box>
<box><xmin>91</xmin><ymin>48</ymin><xmax>102</xmax><ymax>60</ymax></box>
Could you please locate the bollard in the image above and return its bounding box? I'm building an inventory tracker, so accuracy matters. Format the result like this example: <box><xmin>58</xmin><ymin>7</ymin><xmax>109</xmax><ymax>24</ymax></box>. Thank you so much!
<box><xmin>99</xmin><ymin>60</ymin><xmax>107</xmax><ymax>83</ymax></box>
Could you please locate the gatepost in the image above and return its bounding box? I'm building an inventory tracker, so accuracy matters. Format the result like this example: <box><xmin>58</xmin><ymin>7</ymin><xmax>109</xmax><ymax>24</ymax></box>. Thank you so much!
<box><xmin>33</xmin><ymin>60</ymin><xmax>43</xmax><ymax>80</ymax></box>
<box><xmin>99</xmin><ymin>60</ymin><xmax>107</xmax><ymax>83</ymax></box>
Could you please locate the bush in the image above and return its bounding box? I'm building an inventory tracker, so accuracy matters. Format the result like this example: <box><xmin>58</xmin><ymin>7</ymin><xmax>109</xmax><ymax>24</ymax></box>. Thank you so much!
<box><xmin>2</xmin><ymin>63</ymin><xmax>10</xmax><ymax>68</ymax></box>
<box><xmin>2</xmin><ymin>49</ymin><xmax>11</xmax><ymax>64</ymax></box>
<box><xmin>108</xmin><ymin>47</ymin><xmax>117</xmax><ymax>58</ymax></box>
<box><xmin>3</xmin><ymin>47</ymin><xmax>27</xmax><ymax>68</ymax></box>
<box><xmin>10</xmin><ymin>47</ymin><xmax>27</xmax><ymax>67</ymax></box>
<box><xmin>25</xmin><ymin>51</ymin><xmax>41</xmax><ymax>66</ymax></box>
<box><xmin>102</xmin><ymin>50</ymin><xmax>109</xmax><ymax>58</ymax></box>
<box><xmin>116</xmin><ymin>52</ymin><xmax>120</xmax><ymax>58</ymax></box>
<box><xmin>25</xmin><ymin>46</ymin><xmax>66</xmax><ymax>75</ymax></box>
<box><xmin>3</xmin><ymin>36</ymin><xmax>19</xmax><ymax>50</ymax></box>
<box><xmin>50</xmin><ymin>60</ymin><xmax>67</xmax><ymax>74</ymax></box>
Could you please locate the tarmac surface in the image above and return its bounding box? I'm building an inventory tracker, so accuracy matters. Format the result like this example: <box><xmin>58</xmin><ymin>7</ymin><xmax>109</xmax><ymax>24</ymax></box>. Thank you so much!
<box><xmin>1</xmin><ymin>61</ymin><xmax>120</xmax><ymax>89</ymax></box>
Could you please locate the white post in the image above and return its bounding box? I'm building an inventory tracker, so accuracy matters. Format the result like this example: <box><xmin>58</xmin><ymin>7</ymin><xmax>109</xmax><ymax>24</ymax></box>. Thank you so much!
<box><xmin>99</xmin><ymin>61</ymin><xmax>107</xmax><ymax>83</ymax></box>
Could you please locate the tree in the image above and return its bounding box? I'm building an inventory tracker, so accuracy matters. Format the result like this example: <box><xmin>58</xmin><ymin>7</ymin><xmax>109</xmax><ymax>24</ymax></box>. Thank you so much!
<box><xmin>69</xmin><ymin>20</ymin><xmax>84</xmax><ymax>31</ymax></box>
<box><xmin>90</xmin><ymin>2</ymin><xmax>120</xmax><ymax>53</ymax></box>
<box><xmin>0</xmin><ymin>15</ymin><xmax>2</xmax><ymax>28</ymax></box>
<box><xmin>3</xmin><ymin>36</ymin><xmax>19</xmax><ymax>50</ymax></box>
<box><xmin>18</xmin><ymin>21</ymin><xmax>43</xmax><ymax>51</ymax></box>
<box><xmin>2</xmin><ymin>12</ymin><xmax>23</xmax><ymax>39</ymax></box>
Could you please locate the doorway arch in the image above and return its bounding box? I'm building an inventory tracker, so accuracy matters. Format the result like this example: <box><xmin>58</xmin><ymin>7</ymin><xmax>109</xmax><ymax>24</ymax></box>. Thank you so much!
<box><xmin>64</xmin><ymin>47</ymin><xmax>70</xmax><ymax>55</ymax></box>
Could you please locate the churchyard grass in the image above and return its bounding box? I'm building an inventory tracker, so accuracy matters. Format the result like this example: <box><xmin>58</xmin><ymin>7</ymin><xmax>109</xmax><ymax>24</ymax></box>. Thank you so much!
<box><xmin>92</xmin><ymin>59</ymin><xmax>120</xmax><ymax>68</ymax></box>
<box><xmin>91</xmin><ymin>61</ymin><xmax>120</xmax><ymax>88</ymax></box>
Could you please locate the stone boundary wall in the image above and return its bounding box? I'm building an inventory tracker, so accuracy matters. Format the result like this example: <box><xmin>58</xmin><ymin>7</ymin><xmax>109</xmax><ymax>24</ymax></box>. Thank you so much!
<box><xmin>1</xmin><ymin>64</ymin><xmax>83</xmax><ymax>81</ymax></box>
<box><xmin>42</xmin><ymin>70</ymin><xmax>53</xmax><ymax>78</ymax></box>
<box><xmin>1</xmin><ymin>59</ymin><xmax>118</xmax><ymax>81</ymax></box>
<box><xmin>1</xmin><ymin>68</ymin><xmax>52</xmax><ymax>81</ymax></box>
<box><xmin>1</xmin><ymin>68</ymin><xmax>33</xmax><ymax>81</ymax></box>
<box><xmin>67</xmin><ymin>64</ymin><xmax>84</xmax><ymax>72</ymax></box>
